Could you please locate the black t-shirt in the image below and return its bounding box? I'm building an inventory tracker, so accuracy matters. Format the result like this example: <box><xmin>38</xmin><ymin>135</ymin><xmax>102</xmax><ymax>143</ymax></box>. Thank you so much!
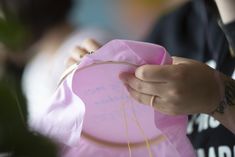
<box><xmin>146</xmin><ymin>0</ymin><xmax>235</xmax><ymax>156</ymax></box>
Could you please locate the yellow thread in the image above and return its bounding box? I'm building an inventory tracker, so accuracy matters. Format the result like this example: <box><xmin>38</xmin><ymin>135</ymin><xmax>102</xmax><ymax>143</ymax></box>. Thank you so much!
<box><xmin>121</xmin><ymin>103</ymin><xmax>132</xmax><ymax>157</ymax></box>
<box><xmin>62</xmin><ymin>61</ymin><xmax>168</xmax><ymax>156</ymax></box>
<box><xmin>130</xmin><ymin>102</ymin><xmax>153</xmax><ymax>157</ymax></box>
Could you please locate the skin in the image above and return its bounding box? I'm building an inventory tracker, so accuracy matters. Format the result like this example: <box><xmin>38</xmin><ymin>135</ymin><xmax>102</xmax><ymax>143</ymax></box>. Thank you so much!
<box><xmin>59</xmin><ymin>38</ymin><xmax>101</xmax><ymax>84</ymax></box>
<box><xmin>66</xmin><ymin>39</ymin><xmax>101</xmax><ymax>67</ymax></box>
<box><xmin>119</xmin><ymin>57</ymin><xmax>223</xmax><ymax>115</ymax></box>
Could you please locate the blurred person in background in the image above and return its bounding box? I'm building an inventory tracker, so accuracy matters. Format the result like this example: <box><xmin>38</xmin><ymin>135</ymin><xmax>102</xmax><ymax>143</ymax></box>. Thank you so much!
<box><xmin>0</xmin><ymin>0</ymin><xmax>74</xmax><ymax>156</ymax></box>
<box><xmin>0</xmin><ymin>0</ymin><xmax>114</xmax><ymax>130</ymax></box>
<box><xmin>72</xmin><ymin>0</ymin><xmax>187</xmax><ymax>40</ymax></box>
<box><xmin>0</xmin><ymin>0</ymin><xmax>113</xmax><ymax>156</ymax></box>
<box><xmin>1</xmin><ymin>0</ymin><xmax>73</xmax><ymax>73</ymax></box>
<box><xmin>0</xmin><ymin>3</ymin><xmax>58</xmax><ymax>156</ymax></box>
<box><xmin>113</xmin><ymin>0</ymin><xmax>187</xmax><ymax>40</ymax></box>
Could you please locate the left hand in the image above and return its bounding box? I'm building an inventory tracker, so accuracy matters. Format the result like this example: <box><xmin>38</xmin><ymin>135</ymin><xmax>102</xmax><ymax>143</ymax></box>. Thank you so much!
<box><xmin>59</xmin><ymin>39</ymin><xmax>101</xmax><ymax>84</ymax></box>
<box><xmin>66</xmin><ymin>38</ymin><xmax>101</xmax><ymax>67</ymax></box>
<box><xmin>120</xmin><ymin>57</ymin><xmax>224</xmax><ymax>115</ymax></box>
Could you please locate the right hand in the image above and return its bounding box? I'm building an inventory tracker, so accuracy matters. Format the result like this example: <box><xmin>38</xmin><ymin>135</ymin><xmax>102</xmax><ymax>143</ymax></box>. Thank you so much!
<box><xmin>120</xmin><ymin>57</ymin><xmax>223</xmax><ymax>115</ymax></box>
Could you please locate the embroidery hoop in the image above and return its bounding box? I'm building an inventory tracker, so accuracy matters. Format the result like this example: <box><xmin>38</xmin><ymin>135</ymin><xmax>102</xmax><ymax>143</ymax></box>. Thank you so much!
<box><xmin>71</xmin><ymin>61</ymin><xmax>165</xmax><ymax>150</ymax></box>
<box><xmin>54</xmin><ymin>40</ymin><xmax>196</xmax><ymax>157</ymax></box>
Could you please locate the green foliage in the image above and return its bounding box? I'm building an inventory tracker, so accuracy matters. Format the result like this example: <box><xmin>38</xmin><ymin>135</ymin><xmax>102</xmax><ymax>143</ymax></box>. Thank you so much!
<box><xmin>0</xmin><ymin>9</ymin><xmax>58</xmax><ymax>156</ymax></box>
<box><xmin>0</xmin><ymin>75</ymin><xmax>58</xmax><ymax>157</ymax></box>
<box><xmin>0</xmin><ymin>16</ymin><xmax>29</xmax><ymax>52</ymax></box>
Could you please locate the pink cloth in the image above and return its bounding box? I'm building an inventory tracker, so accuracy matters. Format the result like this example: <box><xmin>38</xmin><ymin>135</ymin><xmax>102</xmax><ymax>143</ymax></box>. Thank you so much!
<box><xmin>32</xmin><ymin>40</ymin><xmax>196</xmax><ymax>157</ymax></box>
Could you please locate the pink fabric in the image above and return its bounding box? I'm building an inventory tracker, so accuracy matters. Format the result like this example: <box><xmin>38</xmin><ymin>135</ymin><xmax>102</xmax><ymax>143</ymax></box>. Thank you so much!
<box><xmin>33</xmin><ymin>40</ymin><xmax>196</xmax><ymax>157</ymax></box>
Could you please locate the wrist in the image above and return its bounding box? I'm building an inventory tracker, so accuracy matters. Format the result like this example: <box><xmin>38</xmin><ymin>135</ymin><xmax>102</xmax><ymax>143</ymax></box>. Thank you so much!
<box><xmin>210</xmin><ymin>73</ymin><xmax>235</xmax><ymax>115</ymax></box>
<box><xmin>209</xmin><ymin>73</ymin><xmax>235</xmax><ymax>134</ymax></box>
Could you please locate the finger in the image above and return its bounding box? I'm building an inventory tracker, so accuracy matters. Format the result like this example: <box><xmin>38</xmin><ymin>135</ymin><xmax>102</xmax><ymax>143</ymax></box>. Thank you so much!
<box><xmin>125</xmin><ymin>83</ymin><xmax>158</xmax><ymax>106</ymax></box>
<box><xmin>126</xmin><ymin>85</ymin><xmax>179</xmax><ymax>115</ymax></box>
<box><xmin>66</xmin><ymin>46</ymin><xmax>89</xmax><ymax>67</ymax></box>
<box><xmin>119</xmin><ymin>72</ymin><xmax>168</xmax><ymax>96</ymax></box>
<box><xmin>125</xmin><ymin>84</ymin><xmax>171</xmax><ymax>113</ymax></box>
<box><xmin>172</xmin><ymin>56</ymin><xmax>195</xmax><ymax>64</ymax></box>
<box><xmin>66</xmin><ymin>57</ymin><xmax>77</xmax><ymax>67</ymax></box>
<box><xmin>81</xmin><ymin>38</ymin><xmax>101</xmax><ymax>52</ymax></box>
<box><xmin>76</xmin><ymin>46</ymin><xmax>89</xmax><ymax>58</ymax></box>
<box><xmin>135</xmin><ymin>64</ymin><xmax>176</xmax><ymax>82</ymax></box>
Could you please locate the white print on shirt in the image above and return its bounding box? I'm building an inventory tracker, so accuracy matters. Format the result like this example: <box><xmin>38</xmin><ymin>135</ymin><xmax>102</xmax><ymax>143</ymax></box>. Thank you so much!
<box><xmin>197</xmin><ymin>145</ymin><xmax>235</xmax><ymax>157</ymax></box>
<box><xmin>206</xmin><ymin>60</ymin><xmax>235</xmax><ymax>79</ymax></box>
<box><xmin>187</xmin><ymin>114</ymin><xmax>220</xmax><ymax>134</ymax></box>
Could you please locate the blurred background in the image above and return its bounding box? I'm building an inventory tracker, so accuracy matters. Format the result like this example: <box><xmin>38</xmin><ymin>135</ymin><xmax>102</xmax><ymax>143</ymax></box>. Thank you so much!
<box><xmin>0</xmin><ymin>0</ymin><xmax>187</xmax><ymax>156</ymax></box>
<box><xmin>71</xmin><ymin>0</ymin><xmax>187</xmax><ymax>39</ymax></box>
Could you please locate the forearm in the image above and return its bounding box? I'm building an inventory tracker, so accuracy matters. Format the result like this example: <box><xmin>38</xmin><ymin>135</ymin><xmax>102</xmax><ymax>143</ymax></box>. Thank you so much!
<box><xmin>215</xmin><ymin>0</ymin><xmax>235</xmax><ymax>24</ymax></box>
<box><xmin>205</xmin><ymin>0</ymin><xmax>235</xmax><ymax>131</ymax></box>
<box><xmin>211</xmin><ymin>74</ymin><xmax>235</xmax><ymax>134</ymax></box>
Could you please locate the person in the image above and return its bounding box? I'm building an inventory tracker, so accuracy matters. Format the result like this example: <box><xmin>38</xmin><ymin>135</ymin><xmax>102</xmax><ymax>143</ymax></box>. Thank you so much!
<box><xmin>1</xmin><ymin>1</ymin><xmax>113</xmax><ymax>155</ymax></box>
<box><xmin>0</xmin><ymin>0</ymin><xmax>114</xmax><ymax>127</ymax></box>
<box><xmin>0</xmin><ymin>0</ymin><xmax>73</xmax><ymax>69</ymax></box>
<box><xmin>118</xmin><ymin>0</ymin><xmax>235</xmax><ymax>156</ymax></box>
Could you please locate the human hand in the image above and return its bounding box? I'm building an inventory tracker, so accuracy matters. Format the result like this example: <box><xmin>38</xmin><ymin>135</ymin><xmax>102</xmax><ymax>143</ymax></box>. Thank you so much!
<box><xmin>66</xmin><ymin>38</ymin><xmax>101</xmax><ymax>67</ymax></box>
<box><xmin>59</xmin><ymin>39</ymin><xmax>101</xmax><ymax>85</ymax></box>
<box><xmin>120</xmin><ymin>57</ymin><xmax>224</xmax><ymax>115</ymax></box>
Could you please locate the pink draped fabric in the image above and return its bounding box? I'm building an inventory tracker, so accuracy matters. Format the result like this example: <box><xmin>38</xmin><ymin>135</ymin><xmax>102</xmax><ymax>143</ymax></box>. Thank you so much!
<box><xmin>31</xmin><ymin>40</ymin><xmax>196</xmax><ymax>157</ymax></box>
